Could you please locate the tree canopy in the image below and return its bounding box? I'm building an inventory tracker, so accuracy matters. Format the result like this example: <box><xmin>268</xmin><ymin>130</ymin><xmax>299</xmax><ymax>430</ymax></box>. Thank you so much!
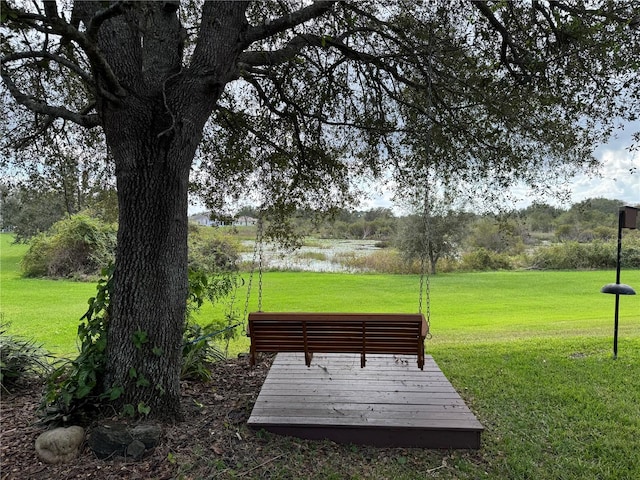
<box><xmin>4</xmin><ymin>2</ymin><xmax>638</xmax><ymax>216</ymax></box>
<box><xmin>1</xmin><ymin>0</ymin><xmax>639</xmax><ymax>420</ymax></box>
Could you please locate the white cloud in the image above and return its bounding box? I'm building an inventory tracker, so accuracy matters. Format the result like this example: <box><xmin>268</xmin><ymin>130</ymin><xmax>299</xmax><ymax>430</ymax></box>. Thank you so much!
<box><xmin>570</xmin><ymin>149</ymin><xmax>639</xmax><ymax>205</ymax></box>
<box><xmin>569</xmin><ymin>121</ymin><xmax>640</xmax><ymax>206</ymax></box>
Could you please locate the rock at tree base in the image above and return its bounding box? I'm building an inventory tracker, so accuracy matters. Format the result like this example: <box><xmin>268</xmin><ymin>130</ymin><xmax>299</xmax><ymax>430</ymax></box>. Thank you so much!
<box><xmin>35</xmin><ymin>426</ymin><xmax>85</xmax><ymax>464</ymax></box>
<box><xmin>88</xmin><ymin>421</ymin><xmax>162</xmax><ymax>460</ymax></box>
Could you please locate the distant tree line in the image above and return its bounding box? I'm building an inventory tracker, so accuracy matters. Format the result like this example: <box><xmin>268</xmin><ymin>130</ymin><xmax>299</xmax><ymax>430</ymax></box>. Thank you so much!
<box><xmin>249</xmin><ymin>197</ymin><xmax>640</xmax><ymax>273</ymax></box>
<box><xmin>6</xmin><ymin>191</ymin><xmax>639</xmax><ymax>278</ymax></box>
<box><xmin>0</xmin><ymin>181</ymin><xmax>117</xmax><ymax>241</ymax></box>
<box><xmin>240</xmin><ymin>197</ymin><xmax>631</xmax><ymax>243</ymax></box>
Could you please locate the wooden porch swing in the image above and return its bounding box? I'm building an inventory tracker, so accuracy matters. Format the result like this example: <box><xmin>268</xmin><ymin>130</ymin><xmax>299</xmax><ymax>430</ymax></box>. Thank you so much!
<box><xmin>245</xmin><ymin>203</ymin><xmax>433</xmax><ymax>371</ymax></box>
<box><xmin>244</xmin><ymin>33</ymin><xmax>440</xmax><ymax>371</ymax></box>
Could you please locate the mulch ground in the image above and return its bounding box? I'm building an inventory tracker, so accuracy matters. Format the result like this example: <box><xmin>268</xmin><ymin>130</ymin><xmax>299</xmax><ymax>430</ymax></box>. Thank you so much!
<box><xmin>1</xmin><ymin>355</ymin><xmax>277</xmax><ymax>480</ymax></box>
<box><xmin>2</xmin><ymin>355</ymin><xmax>465</xmax><ymax>480</ymax></box>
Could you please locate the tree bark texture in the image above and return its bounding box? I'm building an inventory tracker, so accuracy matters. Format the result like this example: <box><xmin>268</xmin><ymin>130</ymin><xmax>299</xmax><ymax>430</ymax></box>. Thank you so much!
<box><xmin>92</xmin><ymin>2</ymin><xmax>249</xmax><ymax>419</ymax></box>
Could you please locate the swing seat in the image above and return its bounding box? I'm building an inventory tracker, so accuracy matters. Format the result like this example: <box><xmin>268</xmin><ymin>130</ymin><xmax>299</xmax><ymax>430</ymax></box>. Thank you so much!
<box><xmin>247</xmin><ymin>312</ymin><xmax>428</xmax><ymax>369</ymax></box>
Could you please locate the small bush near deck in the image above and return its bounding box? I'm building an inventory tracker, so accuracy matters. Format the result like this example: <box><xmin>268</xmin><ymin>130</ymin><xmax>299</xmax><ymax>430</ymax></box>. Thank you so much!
<box><xmin>0</xmin><ymin>323</ymin><xmax>51</xmax><ymax>391</ymax></box>
<box><xmin>181</xmin><ymin>322</ymin><xmax>227</xmax><ymax>381</ymax></box>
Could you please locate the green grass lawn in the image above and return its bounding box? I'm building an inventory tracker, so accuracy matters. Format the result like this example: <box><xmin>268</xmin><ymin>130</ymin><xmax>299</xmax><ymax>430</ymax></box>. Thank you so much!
<box><xmin>431</xmin><ymin>337</ymin><xmax>640</xmax><ymax>479</ymax></box>
<box><xmin>4</xmin><ymin>232</ymin><xmax>638</xmax><ymax>356</ymax></box>
<box><xmin>1</xmin><ymin>234</ymin><xmax>96</xmax><ymax>356</ymax></box>
<box><xmin>209</xmin><ymin>268</ymin><xmax>640</xmax><ymax>357</ymax></box>
<box><xmin>2</xmin><ymin>232</ymin><xmax>640</xmax><ymax>479</ymax></box>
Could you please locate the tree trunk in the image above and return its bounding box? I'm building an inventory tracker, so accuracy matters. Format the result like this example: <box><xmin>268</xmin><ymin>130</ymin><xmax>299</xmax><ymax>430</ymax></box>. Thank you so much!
<box><xmin>99</xmin><ymin>80</ymin><xmax>215</xmax><ymax>420</ymax></box>
<box><xmin>104</xmin><ymin>117</ymin><xmax>193</xmax><ymax>420</ymax></box>
<box><xmin>91</xmin><ymin>1</ymin><xmax>249</xmax><ymax>420</ymax></box>
<box><xmin>429</xmin><ymin>249</ymin><xmax>438</xmax><ymax>275</ymax></box>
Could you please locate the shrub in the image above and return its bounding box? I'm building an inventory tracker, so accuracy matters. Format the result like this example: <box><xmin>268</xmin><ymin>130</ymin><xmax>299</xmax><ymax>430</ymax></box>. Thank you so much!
<box><xmin>459</xmin><ymin>248</ymin><xmax>513</xmax><ymax>271</ymax></box>
<box><xmin>181</xmin><ymin>322</ymin><xmax>227</xmax><ymax>381</ymax></box>
<box><xmin>22</xmin><ymin>214</ymin><xmax>117</xmax><ymax>278</ymax></box>
<box><xmin>621</xmin><ymin>233</ymin><xmax>640</xmax><ymax>268</ymax></box>
<box><xmin>532</xmin><ymin>241</ymin><xmax>618</xmax><ymax>269</ymax></box>
<box><xmin>19</xmin><ymin>232</ymin><xmax>52</xmax><ymax>277</ymax></box>
<box><xmin>1</xmin><ymin>322</ymin><xmax>51</xmax><ymax>392</ymax></box>
<box><xmin>185</xmin><ymin>268</ymin><xmax>243</xmax><ymax>373</ymax></box>
<box><xmin>42</xmin><ymin>265</ymin><xmax>113</xmax><ymax>423</ymax></box>
<box><xmin>188</xmin><ymin>225</ymin><xmax>240</xmax><ymax>274</ymax></box>
<box><xmin>435</xmin><ymin>256</ymin><xmax>460</xmax><ymax>273</ymax></box>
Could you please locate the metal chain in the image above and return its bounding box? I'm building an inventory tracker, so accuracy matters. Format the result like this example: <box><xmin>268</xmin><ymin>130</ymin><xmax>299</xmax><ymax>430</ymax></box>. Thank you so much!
<box><xmin>418</xmin><ymin>277</ymin><xmax>432</xmax><ymax>339</ymax></box>
<box><xmin>257</xmin><ymin>218</ymin><xmax>264</xmax><ymax>312</ymax></box>
<box><xmin>242</xmin><ymin>216</ymin><xmax>264</xmax><ymax>332</ymax></box>
<box><xmin>418</xmin><ymin>186</ymin><xmax>432</xmax><ymax>339</ymax></box>
<box><xmin>225</xmin><ymin>273</ymin><xmax>240</xmax><ymax>353</ymax></box>
<box><xmin>418</xmin><ymin>32</ymin><xmax>434</xmax><ymax>340</ymax></box>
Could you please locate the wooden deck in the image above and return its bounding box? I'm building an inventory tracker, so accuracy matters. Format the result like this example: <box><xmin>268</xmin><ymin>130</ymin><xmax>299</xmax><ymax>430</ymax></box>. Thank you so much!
<box><xmin>248</xmin><ymin>353</ymin><xmax>483</xmax><ymax>449</ymax></box>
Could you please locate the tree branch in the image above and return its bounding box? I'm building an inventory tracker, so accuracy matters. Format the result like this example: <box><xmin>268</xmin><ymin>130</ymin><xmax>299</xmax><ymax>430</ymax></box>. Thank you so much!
<box><xmin>238</xmin><ymin>33</ymin><xmax>426</xmax><ymax>90</ymax></box>
<box><xmin>42</xmin><ymin>0</ymin><xmax>58</xmax><ymax>20</ymax></box>
<box><xmin>2</xmin><ymin>51</ymin><xmax>94</xmax><ymax>86</ymax></box>
<box><xmin>549</xmin><ymin>1</ymin><xmax>622</xmax><ymax>23</ymax></box>
<box><xmin>216</xmin><ymin>106</ymin><xmax>289</xmax><ymax>156</ymax></box>
<box><xmin>11</xmin><ymin>102</ymin><xmax>96</xmax><ymax>149</ymax></box>
<box><xmin>0</xmin><ymin>67</ymin><xmax>100</xmax><ymax>128</ymax></box>
<box><xmin>239</xmin><ymin>63</ymin><xmax>406</xmax><ymax>137</ymax></box>
<box><xmin>243</xmin><ymin>0</ymin><xmax>337</xmax><ymax>46</ymax></box>
<box><xmin>86</xmin><ymin>1</ymin><xmax>131</xmax><ymax>41</ymax></box>
<box><xmin>471</xmin><ymin>1</ymin><xmax>530</xmax><ymax>81</ymax></box>
<box><xmin>4</xmin><ymin>4</ymin><xmax>126</xmax><ymax>97</ymax></box>
<box><xmin>533</xmin><ymin>0</ymin><xmax>561</xmax><ymax>40</ymax></box>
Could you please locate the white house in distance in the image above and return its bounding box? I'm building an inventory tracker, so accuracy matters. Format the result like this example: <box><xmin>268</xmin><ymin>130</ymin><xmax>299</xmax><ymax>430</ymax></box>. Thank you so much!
<box><xmin>189</xmin><ymin>213</ymin><xmax>217</xmax><ymax>227</ymax></box>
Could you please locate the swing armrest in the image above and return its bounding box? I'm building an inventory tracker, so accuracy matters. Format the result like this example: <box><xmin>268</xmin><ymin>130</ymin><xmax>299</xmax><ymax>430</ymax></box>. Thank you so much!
<box><xmin>420</xmin><ymin>316</ymin><xmax>429</xmax><ymax>338</ymax></box>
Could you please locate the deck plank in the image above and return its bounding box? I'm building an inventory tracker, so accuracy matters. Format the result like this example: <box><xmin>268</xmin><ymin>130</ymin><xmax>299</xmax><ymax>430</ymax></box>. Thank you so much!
<box><xmin>248</xmin><ymin>353</ymin><xmax>483</xmax><ymax>449</ymax></box>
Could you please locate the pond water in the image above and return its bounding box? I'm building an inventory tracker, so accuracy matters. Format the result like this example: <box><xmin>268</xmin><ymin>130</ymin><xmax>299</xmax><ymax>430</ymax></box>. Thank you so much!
<box><xmin>240</xmin><ymin>239</ymin><xmax>383</xmax><ymax>273</ymax></box>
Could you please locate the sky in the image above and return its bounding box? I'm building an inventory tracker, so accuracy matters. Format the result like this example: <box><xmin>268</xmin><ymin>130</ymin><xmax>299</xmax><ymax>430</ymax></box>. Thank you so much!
<box><xmin>570</xmin><ymin>122</ymin><xmax>639</xmax><ymax>206</ymax></box>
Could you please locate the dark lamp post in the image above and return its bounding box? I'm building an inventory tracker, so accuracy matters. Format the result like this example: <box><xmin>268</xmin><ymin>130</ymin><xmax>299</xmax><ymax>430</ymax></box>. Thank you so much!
<box><xmin>600</xmin><ymin>206</ymin><xmax>637</xmax><ymax>359</ymax></box>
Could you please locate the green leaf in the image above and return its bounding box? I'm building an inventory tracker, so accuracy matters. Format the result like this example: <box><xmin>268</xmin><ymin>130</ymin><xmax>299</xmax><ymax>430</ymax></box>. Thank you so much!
<box><xmin>132</xmin><ymin>329</ymin><xmax>148</xmax><ymax>349</ymax></box>
<box><xmin>136</xmin><ymin>375</ymin><xmax>150</xmax><ymax>388</ymax></box>
<box><xmin>137</xmin><ymin>402</ymin><xmax>151</xmax><ymax>416</ymax></box>
<box><xmin>108</xmin><ymin>386</ymin><xmax>124</xmax><ymax>400</ymax></box>
<box><xmin>1</xmin><ymin>8</ymin><xmax>19</xmax><ymax>23</ymax></box>
<box><xmin>76</xmin><ymin>384</ymin><xmax>92</xmax><ymax>398</ymax></box>
<box><xmin>123</xmin><ymin>404</ymin><xmax>135</xmax><ymax>417</ymax></box>
<box><xmin>128</xmin><ymin>367</ymin><xmax>137</xmax><ymax>379</ymax></box>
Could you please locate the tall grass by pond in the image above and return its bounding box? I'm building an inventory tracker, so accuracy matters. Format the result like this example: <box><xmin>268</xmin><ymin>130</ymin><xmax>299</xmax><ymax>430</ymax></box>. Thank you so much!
<box><xmin>2</xmin><ymin>233</ymin><xmax>640</xmax><ymax>478</ymax></box>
